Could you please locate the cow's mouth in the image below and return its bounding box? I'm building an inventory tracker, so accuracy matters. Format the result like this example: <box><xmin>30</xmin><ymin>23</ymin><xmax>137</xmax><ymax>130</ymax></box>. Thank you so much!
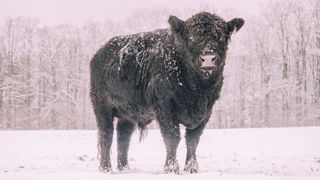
<box><xmin>200</xmin><ymin>66</ymin><xmax>215</xmax><ymax>77</ymax></box>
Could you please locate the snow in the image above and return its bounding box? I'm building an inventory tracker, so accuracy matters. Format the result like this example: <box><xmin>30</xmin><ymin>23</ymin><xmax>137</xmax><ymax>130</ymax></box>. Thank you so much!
<box><xmin>1</xmin><ymin>127</ymin><xmax>320</xmax><ymax>180</ymax></box>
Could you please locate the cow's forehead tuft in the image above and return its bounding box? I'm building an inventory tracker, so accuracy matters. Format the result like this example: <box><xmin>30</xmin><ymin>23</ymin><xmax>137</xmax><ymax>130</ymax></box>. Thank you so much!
<box><xmin>186</xmin><ymin>12</ymin><xmax>226</xmax><ymax>28</ymax></box>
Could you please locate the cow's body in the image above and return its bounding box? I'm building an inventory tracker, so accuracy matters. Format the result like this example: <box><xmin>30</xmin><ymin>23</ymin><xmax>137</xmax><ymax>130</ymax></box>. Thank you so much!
<box><xmin>90</xmin><ymin>12</ymin><xmax>244</xmax><ymax>173</ymax></box>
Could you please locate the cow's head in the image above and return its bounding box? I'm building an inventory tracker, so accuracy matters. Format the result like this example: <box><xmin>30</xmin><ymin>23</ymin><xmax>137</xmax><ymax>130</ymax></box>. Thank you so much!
<box><xmin>169</xmin><ymin>12</ymin><xmax>244</xmax><ymax>78</ymax></box>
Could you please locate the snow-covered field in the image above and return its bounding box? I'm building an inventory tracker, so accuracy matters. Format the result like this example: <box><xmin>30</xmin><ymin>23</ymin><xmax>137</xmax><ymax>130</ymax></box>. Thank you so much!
<box><xmin>0</xmin><ymin>127</ymin><xmax>319</xmax><ymax>180</ymax></box>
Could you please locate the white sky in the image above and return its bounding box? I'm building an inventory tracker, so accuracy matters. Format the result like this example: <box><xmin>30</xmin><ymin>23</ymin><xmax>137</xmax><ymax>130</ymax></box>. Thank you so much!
<box><xmin>0</xmin><ymin>0</ymin><xmax>267</xmax><ymax>25</ymax></box>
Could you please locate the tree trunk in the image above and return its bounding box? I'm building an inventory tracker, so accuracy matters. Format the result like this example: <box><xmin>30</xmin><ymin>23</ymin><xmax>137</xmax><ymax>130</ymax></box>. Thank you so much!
<box><xmin>239</xmin><ymin>56</ymin><xmax>246</xmax><ymax>128</ymax></box>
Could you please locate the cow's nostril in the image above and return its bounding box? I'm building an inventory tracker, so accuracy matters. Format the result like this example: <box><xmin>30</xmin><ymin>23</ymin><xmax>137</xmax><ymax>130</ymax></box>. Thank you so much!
<box><xmin>200</xmin><ymin>57</ymin><xmax>205</xmax><ymax>62</ymax></box>
<box><xmin>211</xmin><ymin>55</ymin><xmax>217</xmax><ymax>61</ymax></box>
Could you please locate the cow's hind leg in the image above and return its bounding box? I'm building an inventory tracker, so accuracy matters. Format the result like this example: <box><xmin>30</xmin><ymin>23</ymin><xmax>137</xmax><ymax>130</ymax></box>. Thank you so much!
<box><xmin>184</xmin><ymin>121</ymin><xmax>206</xmax><ymax>173</ymax></box>
<box><xmin>117</xmin><ymin>118</ymin><xmax>135</xmax><ymax>170</ymax></box>
<box><xmin>93</xmin><ymin>104</ymin><xmax>114</xmax><ymax>172</ymax></box>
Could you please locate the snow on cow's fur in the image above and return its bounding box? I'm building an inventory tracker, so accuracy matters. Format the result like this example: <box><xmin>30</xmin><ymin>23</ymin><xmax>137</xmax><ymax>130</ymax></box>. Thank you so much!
<box><xmin>90</xmin><ymin>12</ymin><xmax>244</xmax><ymax>173</ymax></box>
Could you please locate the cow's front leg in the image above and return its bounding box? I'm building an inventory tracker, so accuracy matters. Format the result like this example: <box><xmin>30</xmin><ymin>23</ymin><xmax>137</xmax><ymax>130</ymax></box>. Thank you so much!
<box><xmin>184</xmin><ymin>121</ymin><xmax>206</xmax><ymax>173</ymax></box>
<box><xmin>157</xmin><ymin>112</ymin><xmax>181</xmax><ymax>174</ymax></box>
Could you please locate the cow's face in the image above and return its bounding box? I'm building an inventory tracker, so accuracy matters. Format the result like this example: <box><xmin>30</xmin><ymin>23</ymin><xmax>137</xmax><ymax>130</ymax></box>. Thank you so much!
<box><xmin>169</xmin><ymin>12</ymin><xmax>244</xmax><ymax>78</ymax></box>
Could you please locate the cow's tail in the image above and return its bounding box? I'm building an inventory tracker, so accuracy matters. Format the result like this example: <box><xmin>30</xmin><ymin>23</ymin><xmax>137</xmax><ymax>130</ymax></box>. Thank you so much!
<box><xmin>138</xmin><ymin>122</ymin><xmax>148</xmax><ymax>142</ymax></box>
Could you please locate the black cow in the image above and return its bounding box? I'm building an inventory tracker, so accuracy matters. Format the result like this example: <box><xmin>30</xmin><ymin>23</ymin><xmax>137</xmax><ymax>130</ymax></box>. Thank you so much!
<box><xmin>90</xmin><ymin>12</ymin><xmax>244</xmax><ymax>173</ymax></box>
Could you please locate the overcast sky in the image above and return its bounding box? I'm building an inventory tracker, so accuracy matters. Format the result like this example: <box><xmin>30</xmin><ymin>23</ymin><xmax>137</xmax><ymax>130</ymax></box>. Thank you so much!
<box><xmin>1</xmin><ymin>0</ymin><xmax>267</xmax><ymax>25</ymax></box>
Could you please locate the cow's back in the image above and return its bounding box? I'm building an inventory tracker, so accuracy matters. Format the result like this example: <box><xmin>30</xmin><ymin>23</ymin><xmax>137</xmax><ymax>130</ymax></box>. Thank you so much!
<box><xmin>90</xmin><ymin>29</ymin><xmax>171</xmax><ymax>122</ymax></box>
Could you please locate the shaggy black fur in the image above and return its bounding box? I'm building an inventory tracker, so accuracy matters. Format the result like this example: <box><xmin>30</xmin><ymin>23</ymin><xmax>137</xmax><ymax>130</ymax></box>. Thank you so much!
<box><xmin>90</xmin><ymin>12</ymin><xmax>244</xmax><ymax>173</ymax></box>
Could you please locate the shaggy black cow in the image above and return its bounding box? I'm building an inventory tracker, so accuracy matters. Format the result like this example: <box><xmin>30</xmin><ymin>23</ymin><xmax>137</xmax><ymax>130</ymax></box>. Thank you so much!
<box><xmin>90</xmin><ymin>12</ymin><xmax>244</xmax><ymax>173</ymax></box>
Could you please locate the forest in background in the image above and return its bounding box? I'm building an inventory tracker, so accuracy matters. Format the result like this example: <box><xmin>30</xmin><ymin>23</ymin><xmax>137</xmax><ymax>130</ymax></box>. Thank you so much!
<box><xmin>0</xmin><ymin>0</ymin><xmax>319</xmax><ymax>129</ymax></box>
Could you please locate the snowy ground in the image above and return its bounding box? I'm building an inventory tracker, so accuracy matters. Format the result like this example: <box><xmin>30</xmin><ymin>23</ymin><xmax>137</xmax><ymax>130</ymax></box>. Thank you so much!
<box><xmin>0</xmin><ymin>127</ymin><xmax>320</xmax><ymax>180</ymax></box>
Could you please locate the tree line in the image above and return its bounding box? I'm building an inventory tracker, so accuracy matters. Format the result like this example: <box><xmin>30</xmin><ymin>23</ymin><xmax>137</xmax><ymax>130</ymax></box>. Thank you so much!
<box><xmin>0</xmin><ymin>0</ymin><xmax>319</xmax><ymax>129</ymax></box>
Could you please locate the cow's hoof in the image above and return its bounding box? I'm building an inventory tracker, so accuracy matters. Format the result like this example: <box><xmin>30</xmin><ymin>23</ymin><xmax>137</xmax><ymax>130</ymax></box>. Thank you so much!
<box><xmin>99</xmin><ymin>162</ymin><xmax>113</xmax><ymax>173</ymax></box>
<box><xmin>99</xmin><ymin>166</ymin><xmax>113</xmax><ymax>173</ymax></box>
<box><xmin>164</xmin><ymin>160</ymin><xmax>180</xmax><ymax>174</ymax></box>
<box><xmin>184</xmin><ymin>158</ymin><xmax>199</xmax><ymax>174</ymax></box>
<box><xmin>118</xmin><ymin>164</ymin><xmax>130</xmax><ymax>172</ymax></box>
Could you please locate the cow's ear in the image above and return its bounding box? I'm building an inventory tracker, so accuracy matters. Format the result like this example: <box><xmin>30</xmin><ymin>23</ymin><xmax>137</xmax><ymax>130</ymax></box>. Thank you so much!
<box><xmin>226</xmin><ymin>18</ymin><xmax>244</xmax><ymax>35</ymax></box>
<box><xmin>168</xmin><ymin>16</ymin><xmax>186</xmax><ymax>37</ymax></box>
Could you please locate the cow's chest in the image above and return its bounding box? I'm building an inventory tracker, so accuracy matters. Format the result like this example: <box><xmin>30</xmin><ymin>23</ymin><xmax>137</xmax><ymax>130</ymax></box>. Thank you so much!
<box><xmin>174</xmin><ymin>89</ymin><xmax>212</xmax><ymax>129</ymax></box>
